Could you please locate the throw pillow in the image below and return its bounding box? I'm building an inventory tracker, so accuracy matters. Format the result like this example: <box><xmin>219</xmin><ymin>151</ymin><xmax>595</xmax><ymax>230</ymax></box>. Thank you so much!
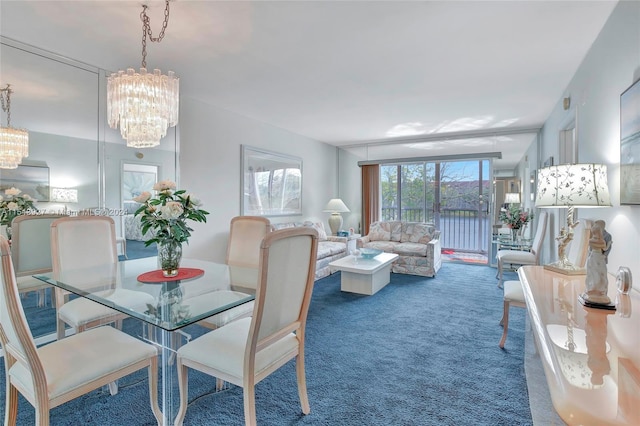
<box><xmin>369</xmin><ymin>222</ymin><xmax>390</xmax><ymax>241</ymax></box>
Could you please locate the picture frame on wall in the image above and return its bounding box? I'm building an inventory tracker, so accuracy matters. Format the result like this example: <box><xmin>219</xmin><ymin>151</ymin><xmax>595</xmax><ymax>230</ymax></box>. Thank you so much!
<box><xmin>0</xmin><ymin>164</ymin><xmax>50</xmax><ymax>201</ymax></box>
<box><xmin>621</xmin><ymin>78</ymin><xmax>640</xmax><ymax>205</ymax></box>
<box><xmin>241</xmin><ymin>145</ymin><xmax>302</xmax><ymax>217</ymax></box>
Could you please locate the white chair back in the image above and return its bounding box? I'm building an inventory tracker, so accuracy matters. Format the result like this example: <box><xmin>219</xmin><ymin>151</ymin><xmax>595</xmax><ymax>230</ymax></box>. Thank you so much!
<box><xmin>226</xmin><ymin>216</ymin><xmax>271</xmax><ymax>268</ymax></box>
<box><xmin>530</xmin><ymin>211</ymin><xmax>548</xmax><ymax>262</ymax></box>
<box><xmin>11</xmin><ymin>214</ymin><xmax>66</xmax><ymax>277</ymax></box>
<box><xmin>51</xmin><ymin>215</ymin><xmax>118</xmax><ymax>277</ymax></box>
<box><xmin>0</xmin><ymin>236</ymin><xmax>41</xmax><ymax>384</ymax></box>
<box><xmin>250</xmin><ymin>227</ymin><xmax>318</xmax><ymax>344</ymax></box>
<box><xmin>226</xmin><ymin>216</ymin><xmax>271</xmax><ymax>291</ymax></box>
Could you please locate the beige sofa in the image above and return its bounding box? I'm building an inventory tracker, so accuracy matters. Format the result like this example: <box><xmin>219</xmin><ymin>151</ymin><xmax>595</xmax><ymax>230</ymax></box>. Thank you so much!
<box><xmin>357</xmin><ymin>221</ymin><xmax>442</xmax><ymax>277</ymax></box>
<box><xmin>271</xmin><ymin>221</ymin><xmax>347</xmax><ymax>280</ymax></box>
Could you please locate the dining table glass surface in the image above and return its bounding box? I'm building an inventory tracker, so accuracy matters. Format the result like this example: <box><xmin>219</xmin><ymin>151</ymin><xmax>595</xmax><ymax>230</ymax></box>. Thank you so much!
<box><xmin>34</xmin><ymin>256</ymin><xmax>256</xmax><ymax>424</ymax></box>
<box><xmin>34</xmin><ymin>257</ymin><xmax>255</xmax><ymax>331</ymax></box>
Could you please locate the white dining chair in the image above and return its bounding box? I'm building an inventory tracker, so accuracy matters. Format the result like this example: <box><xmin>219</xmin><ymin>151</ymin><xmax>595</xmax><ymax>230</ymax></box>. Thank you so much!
<box><xmin>198</xmin><ymin>216</ymin><xmax>271</xmax><ymax>330</ymax></box>
<box><xmin>0</xmin><ymin>235</ymin><xmax>163</xmax><ymax>426</ymax></box>
<box><xmin>497</xmin><ymin>211</ymin><xmax>548</xmax><ymax>287</ymax></box>
<box><xmin>10</xmin><ymin>214</ymin><xmax>66</xmax><ymax>307</ymax></box>
<box><xmin>50</xmin><ymin>216</ymin><xmax>154</xmax><ymax>340</ymax></box>
<box><xmin>499</xmin><ymin>218</ymin><xmax>592</xmax><ymax>348</ymax></box>
<box><xmin>174</xmin><ymin>227</ymin><xmax>319</xmax><ymax>426</ymax></box>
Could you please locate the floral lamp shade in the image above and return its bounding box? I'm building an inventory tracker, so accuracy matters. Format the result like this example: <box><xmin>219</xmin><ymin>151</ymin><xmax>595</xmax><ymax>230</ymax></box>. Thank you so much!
<box><xmin>504</xmin><ymin>192</ymin><xmax>521</xmax><ymax>204</ymax></box>
<box><xmin>536</xmin><ymin>164</ymin><xmax>611</xmax><ymax>208</ymax></box>
<box><xmin>535</xmin><ymin>164</ymin><xmax>611</xmax><ymax>276</ymax></box>
<box><xmin>51</xmin><ymin>188</ymin><xmax>78</xmax><ymax>203</ymax></box>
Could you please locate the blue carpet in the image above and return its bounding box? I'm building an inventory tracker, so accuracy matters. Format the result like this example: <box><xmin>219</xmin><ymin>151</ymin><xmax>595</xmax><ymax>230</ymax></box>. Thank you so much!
<box><xmin>1</xmin><ymin>263</ymin><xmax>531</xmax><ymax>425</ymax></box>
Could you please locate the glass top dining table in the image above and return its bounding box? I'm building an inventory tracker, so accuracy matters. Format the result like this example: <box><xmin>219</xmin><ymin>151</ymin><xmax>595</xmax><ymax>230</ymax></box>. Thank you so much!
<box><xmin>34</xmin><ymin>256</ymin><xmax>256</xmax><ymax>424</ymax></box>
<box><xmin>34</xmin><ymin>256</ymin><xmax>255</xmax><ymax>331</ymax></box>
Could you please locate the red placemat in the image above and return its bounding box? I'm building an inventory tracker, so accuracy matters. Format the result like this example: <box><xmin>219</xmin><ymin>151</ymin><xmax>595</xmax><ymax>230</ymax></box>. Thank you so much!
<box><xmin>137</xmin><ymin>268</ymin><xmax>205</xmax><ymax>284</ymax></box>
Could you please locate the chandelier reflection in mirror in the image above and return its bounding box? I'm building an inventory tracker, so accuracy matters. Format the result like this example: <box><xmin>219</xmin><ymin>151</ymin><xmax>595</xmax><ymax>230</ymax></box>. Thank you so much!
<box><xmin>107</xmin><ymin>0</ymin><xmax>179</xmax><ymax>148</ymax></box>
<box><xmin>0</xmin><ymin>84</ymin><xmax>29</xmax><ymax>169</ymax></box>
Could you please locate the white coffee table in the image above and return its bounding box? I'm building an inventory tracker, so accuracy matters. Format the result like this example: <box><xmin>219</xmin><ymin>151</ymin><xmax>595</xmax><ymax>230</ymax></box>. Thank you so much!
<box><xmin>329</xmin><ymin>252</ymin><xmax>399</xmax><ymax>295</ymax></box>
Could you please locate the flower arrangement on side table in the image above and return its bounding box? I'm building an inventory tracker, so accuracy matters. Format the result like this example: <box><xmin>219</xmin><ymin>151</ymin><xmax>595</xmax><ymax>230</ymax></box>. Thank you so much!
<box><xmin>133</xmin><ymin>180</ymin><xmax>209</xmax><ymax>277</ymax></box>
<box><xmin>499</xmin><ymin>204</ymin><xmax>534</xmax><ymax>241</ymax></box>
<box><xmin>0</xmin><ymin>187</ymin><xmax>38</xmax><ymax>240</ymax></box>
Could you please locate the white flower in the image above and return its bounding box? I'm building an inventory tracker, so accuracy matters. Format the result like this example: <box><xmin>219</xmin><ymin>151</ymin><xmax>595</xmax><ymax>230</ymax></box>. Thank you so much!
<box><xmin>7</xmin><ymin>202</ymin><xmax>19</xmax><ymax>211</ymax></box>
<box><xmin>5</xmin><ymin>187</ymin><xmax>21</xmax><ymax>196</ymax></box>
<box><xmin>153</xmin><ymin>180</ymin><xmax>177</xmax><ymax>192</ymax></box>
<box><xmin>22</xmin><ymin>194</ymin><xmax>32</xmax><ymax>201</ymax></box>
<box><xmin>0</xmin><ymin>195</ymin><xmax>3</xmax><ymax>202</ymax></box>
<box><xmin>185</xmin><ymin>193</ymin><xmax>202</xmax><ymax>206</ymax></box>
<box><xmin>133</xmin><ymin>191</ymin><xmax>151</xmax><ymax>203</ymax></box>
<box><xmin>160</xmin><ymin>201</ymin><xmax>184</xmax><ymax>220</ymax></box>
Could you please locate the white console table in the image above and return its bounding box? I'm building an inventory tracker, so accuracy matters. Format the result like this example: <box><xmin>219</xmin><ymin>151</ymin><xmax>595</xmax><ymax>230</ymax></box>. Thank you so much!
<box><xmin>518</xmin><ymin>266</ymin><xmax>640</xmax><ymax>425</ymax></box>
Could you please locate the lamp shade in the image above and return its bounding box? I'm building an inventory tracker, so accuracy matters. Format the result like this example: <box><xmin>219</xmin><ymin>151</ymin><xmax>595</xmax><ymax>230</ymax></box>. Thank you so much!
<box><xmin>323</xmin><ymin>198</ymin><xmax>350</xmax><ymax>213</ymax></box>
<box><xmin>51</xmin><ymin>188</ymin><xmax>78</xmax><ymax>203</ymax></box>
<box><xmin>536</xmin><ymin>164</ymin><xmax>611</xmax><ymax>208</ymax></box>
<box><xmin>504</xmin><ymin>192</ymin><xmax>521</xmax><ymax>204</ymax></box>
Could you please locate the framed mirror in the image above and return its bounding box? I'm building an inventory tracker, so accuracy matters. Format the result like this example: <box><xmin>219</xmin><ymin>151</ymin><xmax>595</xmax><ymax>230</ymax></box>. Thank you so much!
<box><xmin>241</xmin><ymin>145</ymin><xmax>302</xmax><ymax>216</ymax></box>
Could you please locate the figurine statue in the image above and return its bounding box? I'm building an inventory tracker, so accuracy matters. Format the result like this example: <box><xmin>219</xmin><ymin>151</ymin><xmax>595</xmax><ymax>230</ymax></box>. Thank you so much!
<box><xmin>582</xmin><ymin>220</ymin><xmax>613</xmax><ymax>305</ymax></box>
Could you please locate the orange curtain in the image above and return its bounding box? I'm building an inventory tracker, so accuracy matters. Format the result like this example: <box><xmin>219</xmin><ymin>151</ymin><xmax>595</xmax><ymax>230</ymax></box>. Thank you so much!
<box><xmin>361</xmin><ymin>164</ymin><xmax>380</xmax><ymax>236</ymax></box>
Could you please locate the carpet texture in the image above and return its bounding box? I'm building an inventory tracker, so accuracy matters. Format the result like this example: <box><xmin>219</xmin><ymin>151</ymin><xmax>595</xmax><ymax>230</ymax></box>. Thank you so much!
<box><xmin>1</xmin><ymin>263</ymin><xmax>531</xmax><ymax>425</ymax></box>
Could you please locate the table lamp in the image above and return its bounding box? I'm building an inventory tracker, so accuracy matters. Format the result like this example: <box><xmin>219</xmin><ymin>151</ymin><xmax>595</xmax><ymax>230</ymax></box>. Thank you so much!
<box><xmin>323</xmin><ymin>198</ymin><xmax>350</xmax><ymax>235</ymax></box>
<box><xmin>535</xmin><ymin>163</ymin><xmax>611</xmax><ymax>275</ymax></box>
<box><xmin>504</xmin><ymin>192</ymin><xmax>521</xmax><ymax>205</ymax></box>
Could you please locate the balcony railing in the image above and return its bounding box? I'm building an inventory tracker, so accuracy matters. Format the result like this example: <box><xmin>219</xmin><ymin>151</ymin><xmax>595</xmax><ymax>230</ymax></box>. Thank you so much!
<box><xmin>381</xmin><ymin>207</ymin><xmax>489</xmax><ymax>253</ymax></box>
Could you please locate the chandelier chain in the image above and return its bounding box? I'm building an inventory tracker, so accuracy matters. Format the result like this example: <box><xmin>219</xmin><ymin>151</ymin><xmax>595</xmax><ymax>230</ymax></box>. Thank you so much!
<box><xmin>0</xmin><ymin>84</ymin><xmax>12</xmax><ymax>128</ymax></box>
<box><xmin>140</xmin><ymin>0</ymin><xmax>171</xmax><ymax>69</ymax></box>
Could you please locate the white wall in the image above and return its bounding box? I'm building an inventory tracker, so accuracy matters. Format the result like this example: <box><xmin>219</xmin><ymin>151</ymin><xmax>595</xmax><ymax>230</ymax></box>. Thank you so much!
<box><xmin>538</xmin><ymin>1</ymin><xmax>640</xmax><ymax>280</ymax></box>
<box><xmin>179</xmin><ymin>97</ymin><xmax>337</xmax><ymax>263</ymax></box>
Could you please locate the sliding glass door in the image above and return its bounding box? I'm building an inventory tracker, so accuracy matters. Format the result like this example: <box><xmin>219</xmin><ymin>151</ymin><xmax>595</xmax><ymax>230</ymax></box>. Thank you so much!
<box><xmin>381</xmin><ymin>160</ymin><xmax>490</xmax><ymax>260</ymax></box>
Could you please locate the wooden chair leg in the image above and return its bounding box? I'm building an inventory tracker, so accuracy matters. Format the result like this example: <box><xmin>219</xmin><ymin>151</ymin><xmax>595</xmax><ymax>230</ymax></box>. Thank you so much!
<box><xmin>296</xmin><ymin>354</ymin><xmax>310</xmax><ymax>414</ymax></box>
<box><xmin>243</xmin><ymin>384</ymin><xmax>257</xmax><ymax>426</ymax></box>
<box><xmin>5</xmin><ymin>382</ymin><xmax>18</xmax><ymax>426</ymax></box>
<box><xmin>499</xmin><ymin>299</ymin><xmax>510</xmax><ymax>348</ymax></box>
<box><xmin>497</xmin><ymin>259</ymin><xmax>504</xmax><ymax>288</ymax></box>
<box><xmin>147</xmin><ymin>358</ymin><xmax>163</xmax><ymax>426</ymax></box>
<box><xmin>175</xmin><ymin>361</ymin><xmax>189</xmax><ymax>426</ymax></box>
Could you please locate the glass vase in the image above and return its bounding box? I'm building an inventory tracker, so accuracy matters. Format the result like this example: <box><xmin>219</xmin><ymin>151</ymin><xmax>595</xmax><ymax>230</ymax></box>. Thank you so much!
<box><xmin>511</xmin><ymin>228</ymin><xmax>519</xmax><ymax>242</ymax></box>
<box><xmin>5</xmin><ymin>226</ymin><xmax>11</xmax><ymax>241</ymax></box>
<box><xmin>157</xmin><ymin>240</ymin><xmax>182</xmax><ymax>277</ymax></box>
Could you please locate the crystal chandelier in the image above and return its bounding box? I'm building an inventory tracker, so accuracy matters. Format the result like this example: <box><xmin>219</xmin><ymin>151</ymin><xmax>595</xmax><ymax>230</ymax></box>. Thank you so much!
<box><xmin>0</xmin><ymin>84</ymin><xmax>29</xmax><ymax>169</ymax></box>
<box><xmin>107</xmin><ymin>0</ymin><xmax>179</xmax><ymax>148</ymax></box>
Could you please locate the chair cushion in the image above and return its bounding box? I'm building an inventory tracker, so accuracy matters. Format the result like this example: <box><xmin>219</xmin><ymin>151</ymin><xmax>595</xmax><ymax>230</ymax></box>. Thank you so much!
<box><xmin>497</xmin><ymin>249</ymin><xmax>536</xmax><ymax>264</ymax></box>
<box><xmin>187</xmin><ymin>291</ymin><xmax>254</xmax><ymax>328</ymax></box>
<box><xmin>59</xmin><ymin>290</ymin><xmax>154</xmax><ymax>327</ymax></box>
<box><xmin>177</xmin><ymin>317</ymin><xmax>299</xmax><ymax>381</ymax></box>
<box><xmin>9</xmin><ymin>326</ymin><xmax>157</xmax><ymax>400</ymax></box>
<box><xmin>504</xmin><ymin>280</ymin><xmax>525</xmax><ymax>303</ymax></box>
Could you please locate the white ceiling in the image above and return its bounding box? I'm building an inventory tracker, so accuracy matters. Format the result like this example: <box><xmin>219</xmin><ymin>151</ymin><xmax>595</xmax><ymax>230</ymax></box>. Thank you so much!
<box><xmin>0</xmin><ymin>1</ymin><xmax>618</xmax><ymax>169</ymax></box>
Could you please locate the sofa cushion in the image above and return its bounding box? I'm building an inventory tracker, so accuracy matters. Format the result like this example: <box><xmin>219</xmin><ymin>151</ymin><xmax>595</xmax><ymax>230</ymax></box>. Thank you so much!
<box><xmin>392</xmin><ymin>242</ymin><xmax>427</xmax><ymax>257</ymax></box>
<box><xmin>317</xmin><ymin>241</ymin><xmax>346</xmax><ymax>259</ymax></box>
<box><xmin>369</xmin><ymin>222</ymin><xmax>391</xmax><ymax>241</ymax></box>
<box><xmin>303</xmin><ymin>221</ymin><xmax>328</xmax><ymax>241</ymax></box>
<box><xmin>362</xmin><ymin>241</ymin><xmax>397</xmax><ymax>253</ymax></box>
<box><xmin>272</xmin><ymin>222</ymin><xmax>300</xmax><ymax>231</ymax></box>
<box><xmin>389</xmin><ymin>221</ymin><xmax>402</xmax><ymax>242</ymax></box>
<box><xmin>401</xmin><ymin>222</ymin><xmax>435</xmax><ymax>244</ymax></box>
